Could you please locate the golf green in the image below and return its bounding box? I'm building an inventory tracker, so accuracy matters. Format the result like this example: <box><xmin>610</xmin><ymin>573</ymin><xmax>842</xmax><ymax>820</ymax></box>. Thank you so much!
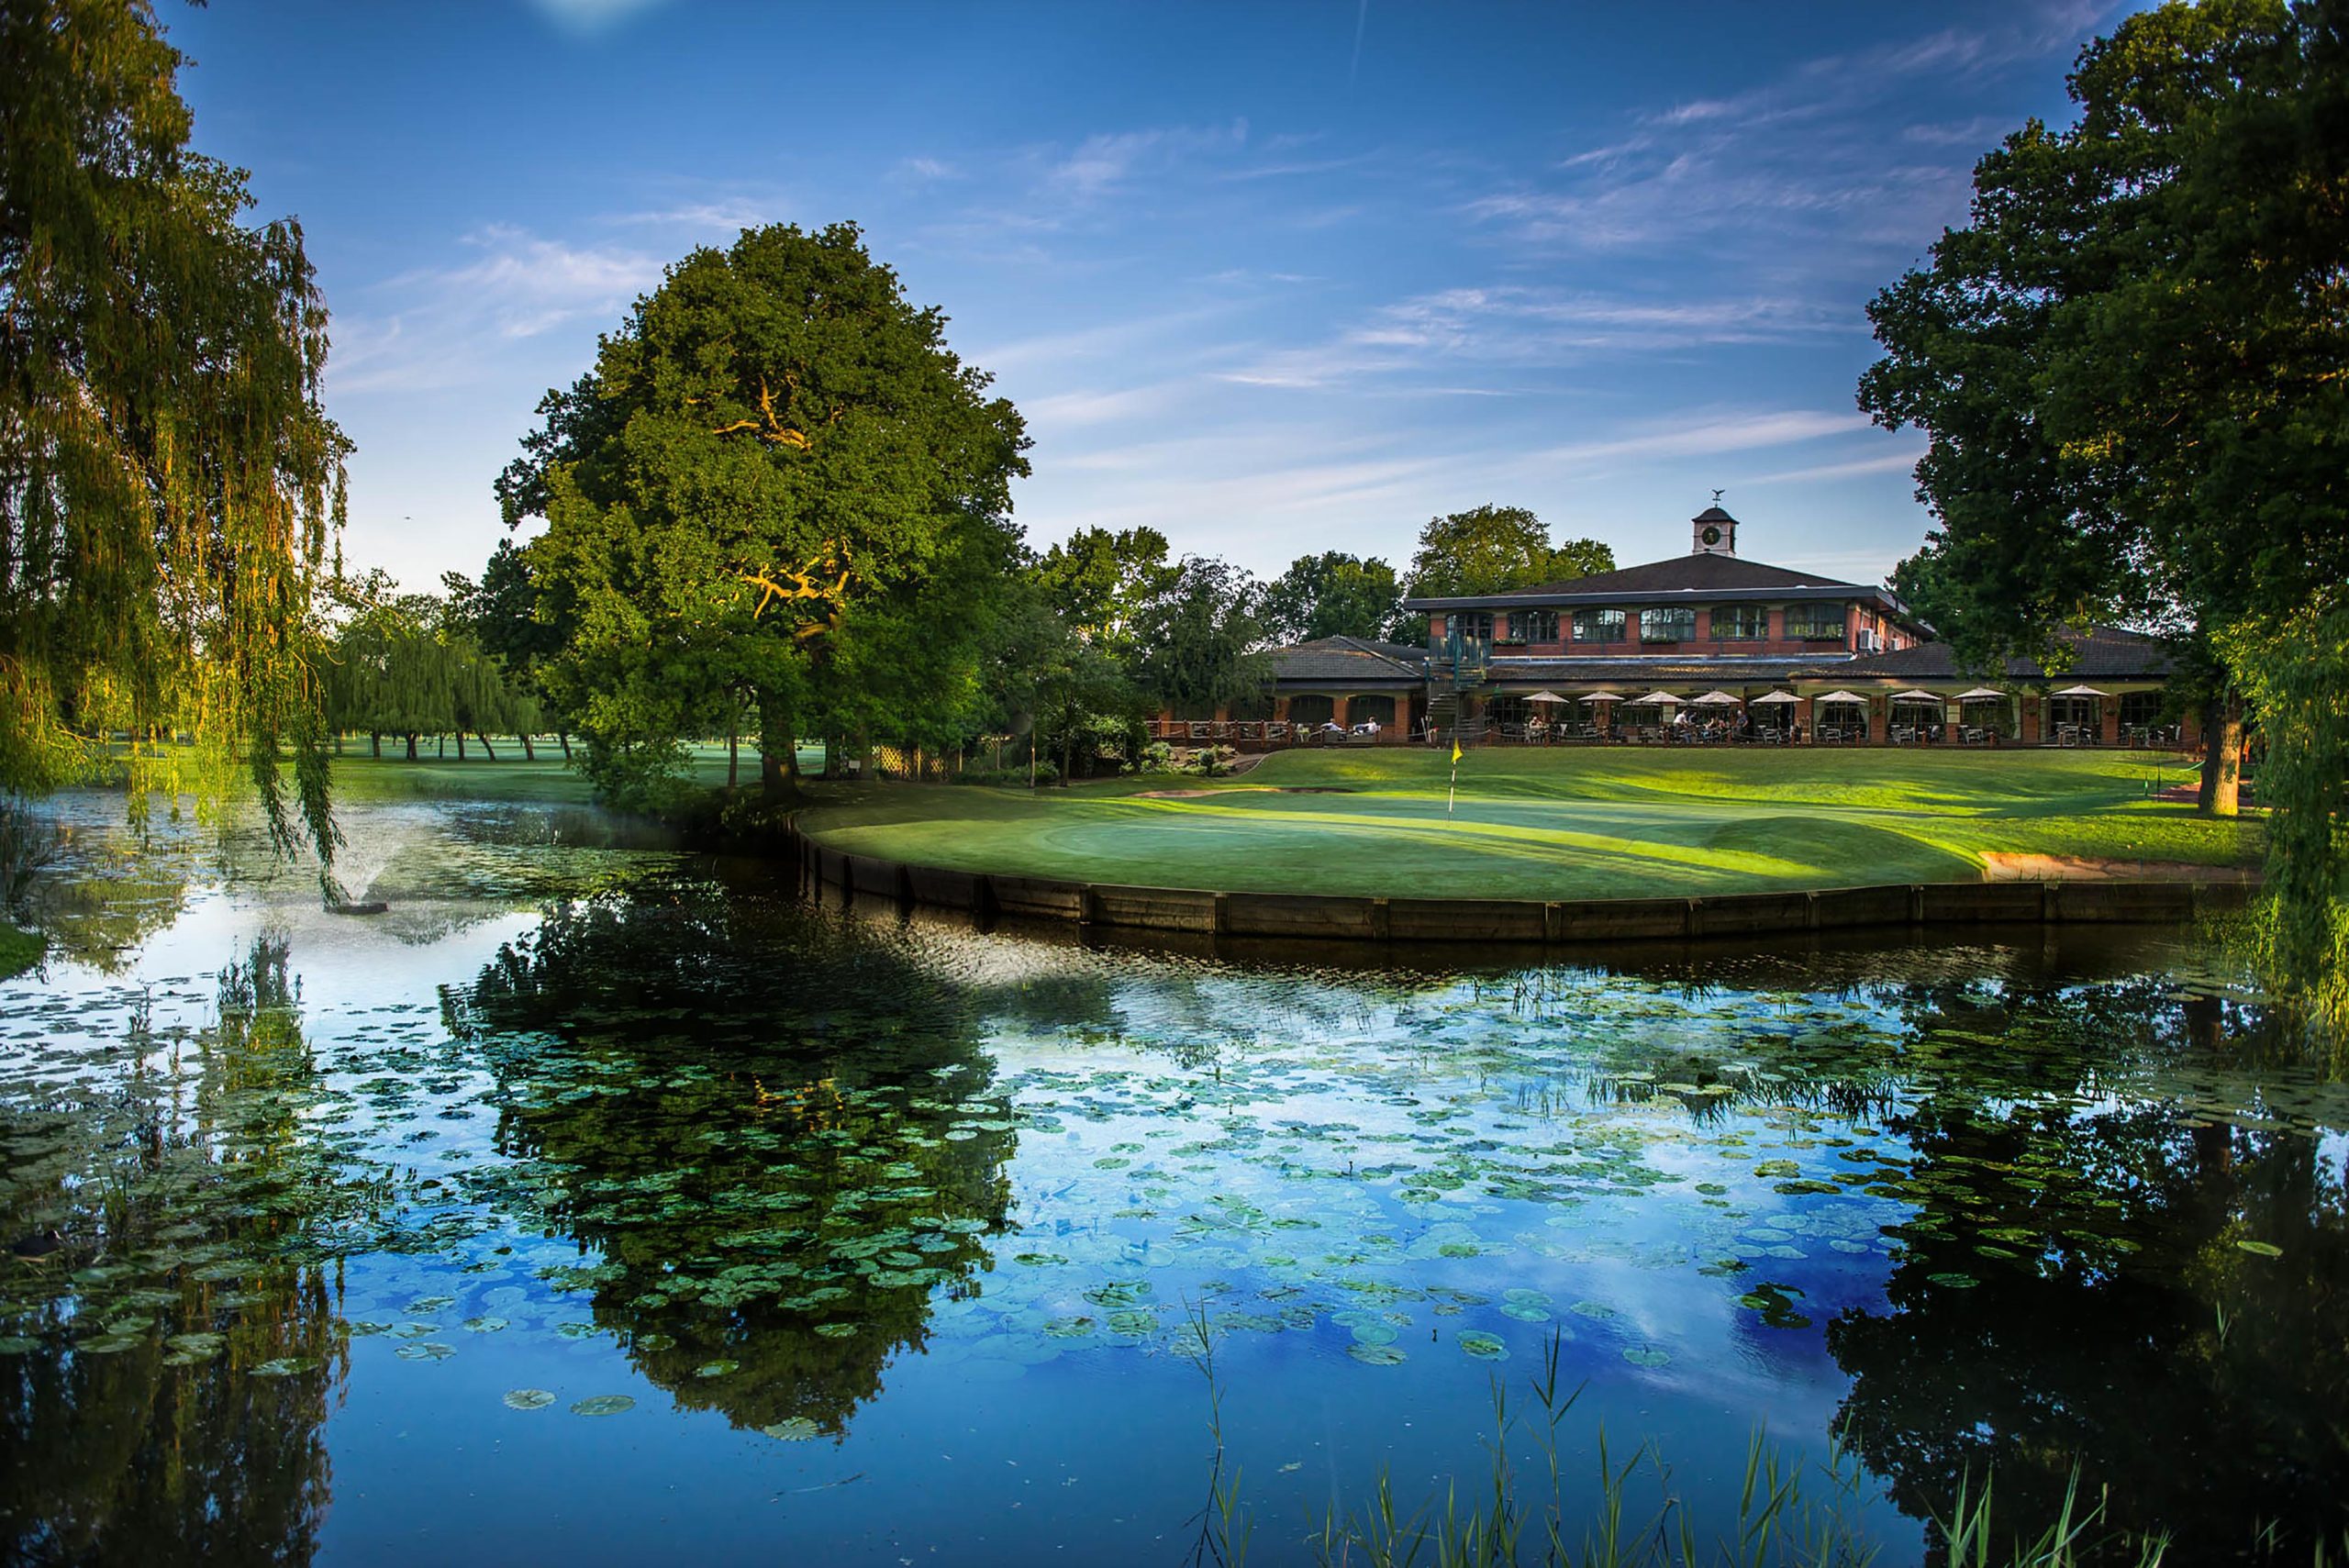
<box><xmin>797</xmin><ymin>747</ymin><xmax>2256</xmax><ymax>901</ymax></box>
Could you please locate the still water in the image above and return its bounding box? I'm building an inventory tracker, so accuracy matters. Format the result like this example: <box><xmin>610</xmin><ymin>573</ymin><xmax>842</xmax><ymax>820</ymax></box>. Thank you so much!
<box><xmin>2</xmin><ymin>793</ymin><xmax>2343</xmax><ymax>1564</ymax></box>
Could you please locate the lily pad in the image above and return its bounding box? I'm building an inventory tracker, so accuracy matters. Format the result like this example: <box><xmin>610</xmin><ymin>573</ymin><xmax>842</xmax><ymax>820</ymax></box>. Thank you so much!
<box><xmin>1347</xmin><ymin>1342</ymin><xmax>1407</xmax><ymax>1366</ymax></box>
<box><xmin>2235</xmin><ymin>1240</ymin><xmax>2284</xmax><ymax>1259</ymax></box>
<box><xmin>1621</xmin><ymin>1346</ymin><xmax>1672</xmax><ymax>1369</ymax></box>
<box><xmin>570</xmin><ymin>1395</ymin><xmax>636</xmax><ymax>1417</ymax></box>
<box><xmin>503</xmin><ymin>1388</ymin><xmax>558</xmax><ymax>1410</ymax></box>
<box><xmin>761</xmin><ymin>1417</ymin><xmax>822</xmax><ymax>1440</ymax></box>
<box><xmin>1457</xmin><ymin>1330</ymin><xmax>1508</xmax><ymax>1361</ymax></box>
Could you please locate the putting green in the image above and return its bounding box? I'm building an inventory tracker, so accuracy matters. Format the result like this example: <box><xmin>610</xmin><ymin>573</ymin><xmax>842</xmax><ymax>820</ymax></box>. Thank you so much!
<box><xmin>798</xmin><ymin>748</ymin><xmax>2256</xmax><ymax>901</ymax></box>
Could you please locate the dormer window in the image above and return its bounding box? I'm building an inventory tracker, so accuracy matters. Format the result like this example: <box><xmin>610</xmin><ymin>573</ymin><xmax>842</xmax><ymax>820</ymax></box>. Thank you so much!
<box><xmin>1711</xmin><ymin>605</ymin><xmax>1767</xmax><ymax>640</ymax></box>
<box><xmin>1572</xmin><ymin>608</ymin><xmax>1627</xmax><ymax>643</ymax></box>
<box><xmin>1640</xmin><ymin>607</ymin><xmax>1696</xmax><ymax>643</ymax></box>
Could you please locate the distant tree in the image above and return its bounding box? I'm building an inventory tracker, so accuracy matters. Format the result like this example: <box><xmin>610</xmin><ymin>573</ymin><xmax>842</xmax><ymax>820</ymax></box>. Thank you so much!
<box><xmin>0</xmin><ymin>0</ymin><xmax>350</xmax><ymax>857</ymax></box>
<box><xmin>1031</xmin><ymin>528</ymin><xmax>1178</xmax><ymax>655</ymax></box>
<box><xmin>498</xmin><ymin>222</ymin><xmax>1029</xmax><ymax>806</ymax></box>
<box><xmin>1261</xmin><ymin>552</ymin><xmax>1405</xmax><ymax>644</ymax></box>
<box><xmin>1402</xmin><ymin>506</ymin><xmax>1613</xmax><ymax>600</ymax></box>
<box><xmin>447</xmin><ymin>541</ymin><xmax>569</xmax><ymax>759</ymax></box>
<box><xmin>1128</xmin><ymin>558</ymin><xmax>1271</xmax><ymax>717</ymax></box>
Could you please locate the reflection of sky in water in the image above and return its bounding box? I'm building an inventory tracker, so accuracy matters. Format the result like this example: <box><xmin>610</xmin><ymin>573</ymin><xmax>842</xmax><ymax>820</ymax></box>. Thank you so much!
<box><xmin>3</xmin><ymin>793</ymin><xmax>2342</xmax><ymax>1565</ymax></box>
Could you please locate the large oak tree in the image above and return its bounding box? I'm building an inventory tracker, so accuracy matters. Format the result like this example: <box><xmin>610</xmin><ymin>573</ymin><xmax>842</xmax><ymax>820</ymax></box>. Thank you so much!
<box><xmin>498</xmin><ymin>222</ymin><xmax>1029</xmax><ymax>805</ymax></box>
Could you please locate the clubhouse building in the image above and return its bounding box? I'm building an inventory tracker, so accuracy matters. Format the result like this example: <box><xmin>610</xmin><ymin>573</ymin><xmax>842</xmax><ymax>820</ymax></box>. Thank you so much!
<box><xmin>1154</xmin><ymin>505</ymin><xmax>2189</xmax><ymax>748</ymax></box>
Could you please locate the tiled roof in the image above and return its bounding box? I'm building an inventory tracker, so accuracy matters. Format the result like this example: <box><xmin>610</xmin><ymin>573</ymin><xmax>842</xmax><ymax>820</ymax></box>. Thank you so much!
<box><xmin>1266</xmin><ymin>635</ymin><xmax>1427</xmax><ymax>684</ymax></box>
<box><xmin>1404</xmin><ymin>551</ymin><xmax>1867</xmax><ymax>610</ymax></box>
<box><xmin>1820</xmin><ymin>626</ymin><xmax>2175</xmax><ymax>682</ymax></box>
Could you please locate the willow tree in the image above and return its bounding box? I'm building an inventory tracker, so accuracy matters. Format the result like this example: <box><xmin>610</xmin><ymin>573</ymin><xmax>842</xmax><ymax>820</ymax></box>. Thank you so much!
<box><xmin>497</xmin><ymin>221</ymin><xmax>1029</xmax><ymax>806</ymax></box>
<box><xmin>0</xmin><ymin>1</ymin><xmax>349</xmax><ymax>854</ymax></box>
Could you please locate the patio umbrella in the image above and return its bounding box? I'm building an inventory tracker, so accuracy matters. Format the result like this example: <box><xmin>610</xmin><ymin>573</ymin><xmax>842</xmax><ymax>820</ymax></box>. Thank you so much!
<box><xmin>1691</xmin><ymin>690</ymin><xmax>1743</xmax><ymax>706</ymax></box>
<box><xmin>2052</xmin><ymin>684</ymin><xmax>2111</xmax><ymax>697</ymax></box>
<box><xmin>1811</xmin><ymin>690</ymin><xmax>1867</xmax><ymax>706</ymax></box>
<box><xmin>1748</xmin><ymin>690</ymin><xmax>1799</xmax><ymax>705</ymax></box>
<box><xmin>1955</xmin><ymin>686</ymin><xmax>2008</xmax><ymax>702</ymax></box>
<box><xmin>1577</xmin><ymin>689</ymin><xmax>1625</xmax><ymax>703</ymax></box>
<box><xmin>1889</xmin><ymin>689</ymin><xmax>1942</xmax><ymax>704</ymax></box>
<box><xmin>1522</xmin><ymin>690</ymin><xmax>1569</xmax><ymax>705</ymax></box>
<box><xmin>1631</xmin><ymin>691</ymin><xmax>1683</xmax><ymax>706</ymax></box>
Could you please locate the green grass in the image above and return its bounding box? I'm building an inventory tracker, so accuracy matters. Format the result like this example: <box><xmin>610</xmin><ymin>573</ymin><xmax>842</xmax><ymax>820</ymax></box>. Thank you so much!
<box><xmin>322</xmin><ymin>741</ymin><xmax>822</xmax><ymax>806</ymax></box>
<box><xmin>798</xmin><ymin>747</ymin><xmax>2257</xmax><ymax>901</ymax></box>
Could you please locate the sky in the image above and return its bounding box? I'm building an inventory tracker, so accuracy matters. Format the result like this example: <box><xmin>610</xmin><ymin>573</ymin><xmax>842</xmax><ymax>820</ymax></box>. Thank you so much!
<box><xmin>168</xmin><ymin>0</ymin><xmax>2126</xmax><ymax>595</ymax></box>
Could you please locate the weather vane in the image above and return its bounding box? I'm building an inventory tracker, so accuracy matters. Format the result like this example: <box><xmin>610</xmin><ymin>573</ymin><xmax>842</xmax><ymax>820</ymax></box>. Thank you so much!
<box><xmin>1711</xmin><ymin>488</ymin><xmax>1725</xmax><ymax>506</ymax></box>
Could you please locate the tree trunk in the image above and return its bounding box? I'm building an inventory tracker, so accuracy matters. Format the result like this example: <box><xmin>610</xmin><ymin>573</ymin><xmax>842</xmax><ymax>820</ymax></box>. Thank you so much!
<box><xmin>405</xmin><ymin>732</ymin><xmax>418</xmax><ymax>762</ymax></box>
<box><xmin>519</xmin><ymin>733</ymin><xmax>535</xmax><ymax>762</ymax></box>
<box><xmin>756</xmin><ymin>689</ymin><xmax>797</xmax><ymax>803</ymax></box>
<box><xmin>370</xmin><ymin>731</ymin><xmax>381</xmax><ymax>759</ymax></box>
<box><xmin>476</xmin><ymin>732</ymin><xmax>496</xmax><ymax>761</ymax></box>
<box><xmin>728</xmin><ymin>721</ymin><xmax>739</xmax><ymax>791</ymax></box>
<box><xmin>437</xmin><ymin>733</ymin><xmax>445</xmax><ymax>760</ymax></box>
<box><xmin>2197</xmin><ymin>698</ymin><xmax>2243</xmax><ymax>817</ymax></box>
<box><xmin>557</xmin><ymin>729</ymin><xmax>572</xmax><ymax>761</ymax></box>
<box><xmin>455</xmin><ymin>731</ymin><xmax>467</xmax><ymax>762</ymax></box>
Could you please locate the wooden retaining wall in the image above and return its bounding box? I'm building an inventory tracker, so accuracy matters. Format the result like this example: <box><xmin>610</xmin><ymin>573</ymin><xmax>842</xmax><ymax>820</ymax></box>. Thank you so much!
<box><xmin>789</xmin><ymin>826</ymin><xmax>2249</xmax><ymax>947</ymax></box>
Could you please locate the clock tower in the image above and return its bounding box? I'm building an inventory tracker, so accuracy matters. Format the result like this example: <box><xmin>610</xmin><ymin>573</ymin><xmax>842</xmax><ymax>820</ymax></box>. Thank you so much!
<box><xmin>1691</xmin><ymin>495</ymin><xmax>1738</xmax><ymax>557</ymax></box>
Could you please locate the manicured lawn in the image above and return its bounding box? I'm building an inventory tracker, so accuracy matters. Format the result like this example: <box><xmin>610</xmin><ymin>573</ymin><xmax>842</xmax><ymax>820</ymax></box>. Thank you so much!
<box><xmin>797</xmin><ymin>747</ymin><xmax>2256</xmax><ymax>900</ymax></box>
<box><xmin>323</xmin><ymin>742</ymin><xmax>822</xmax><ymax>806</ymax></box>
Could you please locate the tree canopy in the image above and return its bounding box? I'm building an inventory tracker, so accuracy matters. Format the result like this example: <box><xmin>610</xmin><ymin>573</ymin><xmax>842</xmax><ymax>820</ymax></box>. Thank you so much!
<box><xmin>498</xmin><ymin>221</ymin><xmax>1029</xmax><ymax>806</ymax></box>
<box><xmin>1401</xmin><ymin>506</ymin><xmax>1614</xmax><ymax>600</ymax></box>
<box><xmin>1261</xmin><ymin>551</ymin><xmax>1405</xmax><ymax>645</ymax></box>
<box><xmin>1857</xmin><ymin>0</ymin><xmax>2347</xmax><ymax>1024</ymax></box>
<box><xmin>1126</xmin><ymin>557</ymin><xmax>1271</xmax><ymax>717</ymax></box>
<box><xmin>0</xmin><ymin>0</ymin><xmax>348</xmax><ymax>854</ymax></box>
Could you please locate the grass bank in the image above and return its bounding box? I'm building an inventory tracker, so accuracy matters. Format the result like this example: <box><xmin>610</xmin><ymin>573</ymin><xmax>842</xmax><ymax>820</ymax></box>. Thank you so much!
<box><xmin>0</xmin><ymin>921</ymin><xmax>41</xmax><ymax>981</ymax></box>
<box><xmin>798</xmin><ymin>748</ymin><xmax>2256</xmax><ymax>901</ymax></box>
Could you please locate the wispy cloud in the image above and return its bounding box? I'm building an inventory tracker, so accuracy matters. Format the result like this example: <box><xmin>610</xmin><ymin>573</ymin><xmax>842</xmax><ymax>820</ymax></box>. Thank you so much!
<box><xmin>332</xmin><ymin>225</ymin><xmax>662</xmax><ymax>395</ymax></box>
<box><xmin>1223</xmin><ymin>284</ymin><xmax>1849</xmax><ymax>389</ymax></box>
<box><xmin>1048</xmin><ymin>119</ymin><xmax>1251</xmax><ymax>197</ymax></box>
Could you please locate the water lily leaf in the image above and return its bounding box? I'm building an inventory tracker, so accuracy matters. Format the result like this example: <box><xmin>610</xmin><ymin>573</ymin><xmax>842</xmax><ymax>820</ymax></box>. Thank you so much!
<box><xmin>503</xmin><ymin>1388</ymin><xmax>558</xmax><ymax>1410</ymax></box>
<box><xmin>571</xmin><ymin>1395</ymin><xmax>635</xmax><ymax>1417</ymax></box>
<box><xmin>1621</xmin><ymin>1346</ymin><xmax>1671</xmax><ymax>1369</ymax></box>
<box><xmin>762</xmin><ymin>1417</ymin><xmax>822</xmax><ymax>1440</ymax></box>
<box><xmin>252</xmin><ymin>1357</ymin><xmax>318</xmax><ymax>1377</ymax></box>
<box><xmin>2235</xmin><ymin>1240</ymin><xmax>2284</xmax><ymax>1259</ymax></box>
<box><xmin>1347</xmin><ymin>1342</ymin><xmax>1406</xmax><ymax>1365</ymax></box>
<box><xmin>1457</xmin><ymin>1330</ymin><xmax>1507</xmax><ymax>1360</ymax></box>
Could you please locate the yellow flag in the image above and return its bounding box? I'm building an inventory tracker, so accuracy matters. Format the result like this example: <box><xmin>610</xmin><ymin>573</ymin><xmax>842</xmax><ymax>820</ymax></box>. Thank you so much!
<box><xmin>1450</xmin><ymin>739</ymin><xmax>1463</xmax><ymax>765</ymax></box>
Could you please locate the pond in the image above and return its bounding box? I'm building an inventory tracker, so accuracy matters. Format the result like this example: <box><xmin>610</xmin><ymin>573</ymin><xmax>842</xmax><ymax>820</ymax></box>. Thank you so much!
<box><xmin>2</xmin><ymin>792</ymin><xmax>2343</xmax><ymax>1565</ymax></box>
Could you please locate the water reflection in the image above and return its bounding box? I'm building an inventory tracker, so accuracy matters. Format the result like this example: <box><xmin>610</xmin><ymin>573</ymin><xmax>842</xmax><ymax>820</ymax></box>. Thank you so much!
<box><xmin>0</xmin><ymin>799</ymin><xmax>2344</xmax><ymax>1563</ymax></box>
<box><xmin>1825</xmin><ymin>978</ymin><xmax>2349</xmax><ymax>1562</ymax></box>
<box><xmin>1</xmin><ymin>938</ymin><xmax>351</xmax><ymax>1565</ymax></box>
<box><xmin>440</xmin><ymin>878</ymin><xmax>1017</xmax><ymax>1436</ymax></box>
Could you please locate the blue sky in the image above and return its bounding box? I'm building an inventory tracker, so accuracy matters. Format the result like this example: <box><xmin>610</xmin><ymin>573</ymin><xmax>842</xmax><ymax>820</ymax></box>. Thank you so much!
<box><xmin>171</xmin><ymin>0</ymin><xmax>2121</xmax><ymax>594</ymax></box>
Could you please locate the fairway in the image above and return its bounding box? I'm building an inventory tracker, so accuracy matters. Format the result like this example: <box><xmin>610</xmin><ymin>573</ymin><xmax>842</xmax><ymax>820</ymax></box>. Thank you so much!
<box><xmin>798</xmin><ymin>748</ymin><xmax>2257</xmax><ymax>901</ymax></box>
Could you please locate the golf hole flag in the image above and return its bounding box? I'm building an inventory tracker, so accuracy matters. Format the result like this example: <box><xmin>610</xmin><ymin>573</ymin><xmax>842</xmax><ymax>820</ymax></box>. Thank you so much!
<box><xmin>1448</xmin><ymin>738</ymin><xmax>1463</xmax><ymax>817</ymax></box>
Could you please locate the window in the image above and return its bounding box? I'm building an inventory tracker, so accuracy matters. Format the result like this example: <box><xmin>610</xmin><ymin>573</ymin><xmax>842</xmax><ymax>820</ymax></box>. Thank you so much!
<box><xmin>1508</xmin><ymin>609</ymin><xmax>1559</xmax><ymax>643</ymax></box>
<box><xmin>1785</xmin><ymin>606</ymin><xmax>1847</xmax><ymax>639</ymax></box>
<box><xmin>1572</xmin><ymin>608</ymin><xmax>1627</xmax><ymax>643</ymax></box>
<box><xmin>1710</xmin><ymin>605</ymin><xmax>1768</xmax><ymax>640</ymax></box>
<box><xmin>1453</xmin><ymin>611</ymin><xmax>1494</xmax><ymax>642</ymax></box>
<box><xmin>1640</xmin><ymin>607</ymin><xmax>1696</xmax><ymax>643</ymax></box>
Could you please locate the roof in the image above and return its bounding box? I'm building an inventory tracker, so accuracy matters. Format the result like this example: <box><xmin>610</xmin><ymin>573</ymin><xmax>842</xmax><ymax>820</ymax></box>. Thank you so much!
<box><xmin>1402</xmin><ymin>550</ymin><xmax>1874</xmax><ymax>610</ymax></box>
<box><xmin>1819</xmin><ymin>626</ymin><xmax>2175</xmax><ymax>683</ymax></box>
<box><xmin>1266</xmin><ymin>635</ymin><xmax>1427</xmax><ymax>685</ymax></box>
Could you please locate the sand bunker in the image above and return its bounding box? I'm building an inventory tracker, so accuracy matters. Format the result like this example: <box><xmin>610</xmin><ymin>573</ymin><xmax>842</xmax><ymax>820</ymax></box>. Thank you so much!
<box><xmin>1982</xmin><ymin>852</ymin><xmax>2257</xmax><ymax>883</ymax></box>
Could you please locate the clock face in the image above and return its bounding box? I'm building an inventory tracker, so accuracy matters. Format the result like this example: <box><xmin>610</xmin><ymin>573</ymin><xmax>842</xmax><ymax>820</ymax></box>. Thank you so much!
<box><xmin>1702</xmin><ymin>526</ymin><xmax>1721</xmax><ymax>546</ymax></box>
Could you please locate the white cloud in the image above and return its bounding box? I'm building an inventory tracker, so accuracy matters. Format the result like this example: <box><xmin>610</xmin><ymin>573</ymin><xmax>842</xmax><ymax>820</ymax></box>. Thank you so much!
<box><xmin>1046</xmin><ymin>119</ymin><xmax>1250</xmax><ymax>197</ymax></box>
<box><xmin>332</xmin><ymin>226</ymin><xmax>663</xmax><ymax>395</ymax></box>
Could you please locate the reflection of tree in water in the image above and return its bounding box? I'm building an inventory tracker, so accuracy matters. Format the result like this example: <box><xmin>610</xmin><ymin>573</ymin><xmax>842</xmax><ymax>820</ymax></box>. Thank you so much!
<box><xmin>442</xmin><ymin>879</ymin><xmax>1017</xmax><ymax>1436</ymax></box>
<box><xmin>1820</xmin><ymin>980</ymin><xmax>2349</xmax><ymax>1562</ymax></box>
<box><xmin>0</xmin><ymin>937</ymin><xmax>353</xmax><ymax>1565</ymax></box>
